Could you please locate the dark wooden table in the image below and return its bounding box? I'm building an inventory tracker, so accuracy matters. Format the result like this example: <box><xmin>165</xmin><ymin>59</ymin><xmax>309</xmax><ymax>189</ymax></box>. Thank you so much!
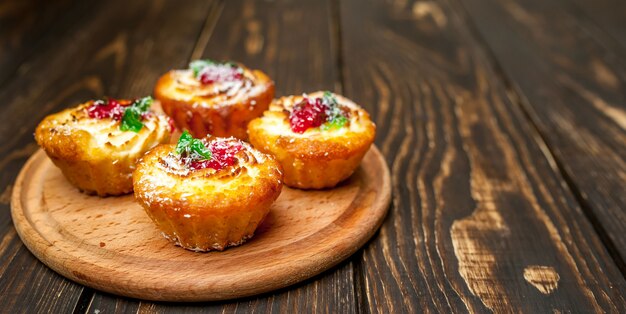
<box><xmin>1</xmin><ymin>0</ymin><xmax>625</xmax><ymax>312</ymax></box>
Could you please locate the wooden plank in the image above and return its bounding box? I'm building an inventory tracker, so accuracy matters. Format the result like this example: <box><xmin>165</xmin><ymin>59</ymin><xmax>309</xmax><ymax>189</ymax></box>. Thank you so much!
<box><xmin>567</xmin><ymin>0</ymin><xmax>626</xmax><ymax>48</ymax></box>
<box><xmin>123</xmin><ymin>0</ymin><xmax>358</xmax><ymax>311</ymax></box>
<box><xmin>458</xmin><ymin>0</ymin><xmax>626</xmax><ymax>263</ymax></box>
<box><xmin>0</xmin><ymin>0</ymin><xmax>86</xmax><ymax>87</ymax></box>
<box><xmin>200</xmin><ymin>0</ymin><xmax>339</xmax><ymax>95</ymax></box>
<box><xmin>0</xmin><ymin>0</ymin><xmax>218</xmax><ymax>312</ymax></box>
<box><xmin>0</xmin><ymin>243</ymin><xmax>84</xmax><ymax>313</ymax></box>
<box><xmin>84</xmin><ymin>293</ymin><xmax>139</xmax><ymax>314</ymax></box>
<box><xmin>339</xmin><ymin>0</ymin><xmax>626</xmax><ymax>312</ymax></box>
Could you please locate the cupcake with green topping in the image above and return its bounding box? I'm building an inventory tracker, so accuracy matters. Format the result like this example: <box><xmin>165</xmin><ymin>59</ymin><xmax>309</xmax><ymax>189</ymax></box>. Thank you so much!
<box><xmin>247</xmin><ymin>91</ymin><xmax>376</xmax><ymax>189</ymax></box>
<box><xmin>35</xmin><ymin>97</ymin><xmax>173</xmax><ymax>196</ymax></box>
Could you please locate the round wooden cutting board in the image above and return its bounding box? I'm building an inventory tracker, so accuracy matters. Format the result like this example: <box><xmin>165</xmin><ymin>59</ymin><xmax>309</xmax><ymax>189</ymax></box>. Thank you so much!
<box><xmin>11</xmin><ymin>146</ymin><xmax>390</xmax><ymax>302</ymax></box>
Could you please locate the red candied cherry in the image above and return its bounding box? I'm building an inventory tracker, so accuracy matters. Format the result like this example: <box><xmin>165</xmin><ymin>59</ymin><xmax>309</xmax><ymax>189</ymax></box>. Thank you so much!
<box><xmin>86</xmin><ymin>99</ymin><xmax>127</xmax><ymax>120</ymax></box>
<box><xmin>167</xmin><ymin>117</ymin><xmax>177</xmax><ymax>132</ymax></box>
<box><xmin>189</xmin><ymin>140</ymin><xmax>244</xmax><ymax>171</ymax></box>
<box><xmin>289</xmin><ymin>98</ymin><xmax>328</xmax><ymax>133</ymax></box>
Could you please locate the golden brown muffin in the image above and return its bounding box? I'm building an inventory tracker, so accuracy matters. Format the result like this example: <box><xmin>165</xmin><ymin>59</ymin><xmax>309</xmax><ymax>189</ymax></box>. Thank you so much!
<box><xmin>133</xmin><ymin>131</ymin><xmax>283</xmax><ymax>252</ymax></box>
<box><xmin>154</xmin><ymin>59</ymin><xmax>274</xmax><ymax>140</ymax></box>
<box><xmin>35</xmin><ymin>97</ymin><xmax>173</xmax><ymax>196</ymax></box>
<box><xmin>248</xmin><ymin>91</ymin><xmax>375</xmax><ymax>189</ymax></box>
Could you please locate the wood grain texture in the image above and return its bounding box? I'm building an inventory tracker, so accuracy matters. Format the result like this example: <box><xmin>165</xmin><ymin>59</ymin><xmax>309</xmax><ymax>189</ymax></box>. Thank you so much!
<box><xmin>340</xmin><ymin>0</ymin><xmax>626</xmax><ymax>312</ymax></box>
<box><xmin>523</xmin><ymin>265</ymin><xmax>560</xmax><ymax>294</ymax></box>
<box><xmin>200</xmin><ymin>0</ymin><xmax>338</xmax><ymax>96</ymax></box>
<box><xmin>458</xmin><ymin>0</ymin><xmax>626</xmax><ymax>262</ymax></box>
<box><xmin>0</xmin><ymin>229</ymin><xmax>84</xmax><ymax>313</ymax></box>
<box><xmin>0</xmin><ymin>0</ymin><xmax>87</xmax><ymax>87</ymax></box>
<box><xmin>2</xmin><ymin>0</ymin><xmax>625</xmax><ymax>312</ymax></box>
<box><xmin>0</xmin><ymin>0</ymin><xmax>220</xmax><ymax>312</ymax></box>
<box><xmin>12</xmin><ymin>148</ymin><xmax>389</xmax><ymax>301</ymax></box>
<box><xmin>566</xmin><ymin>0</ymin><xmax>626</xmax><ymax>48</ymax></box>
<box><xmin>85</xmin><ymin>293</ymin><xmax>140</xmax><ymax>314</ymax></box>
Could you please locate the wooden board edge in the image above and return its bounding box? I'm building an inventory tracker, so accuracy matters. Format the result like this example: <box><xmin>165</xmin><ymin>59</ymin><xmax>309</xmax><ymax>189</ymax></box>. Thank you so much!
<box><xmin>10</xmin><ymin>146</ymin><xmax>391</xmax><ymax>302</ymax></box>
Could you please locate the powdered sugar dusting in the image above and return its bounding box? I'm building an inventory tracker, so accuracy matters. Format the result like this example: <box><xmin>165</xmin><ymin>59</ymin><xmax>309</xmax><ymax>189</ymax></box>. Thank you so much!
<box><xmin>169</xmin><ymin>69</ymin><xmax>265</xmax><ymax>109</ymax></box>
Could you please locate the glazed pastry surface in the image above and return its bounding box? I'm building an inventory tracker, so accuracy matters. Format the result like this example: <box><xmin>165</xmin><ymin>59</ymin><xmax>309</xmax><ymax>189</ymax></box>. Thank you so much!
<box><xmin>155</xmin><ymin>61</ymin><xmax>274</xmax><ymax>140</ymax></box>
<box><xmin>248</xmin><ymin>91</ymin><xmax>375</xmax><ymax>189</ymax></box>
<box><xmin>35</xmin><ymin>99</ymin><xmax>172</xmax><ymax>196</ymax></box>
<box><xmin>133</xmin><ymin>135</ymin><xmax>283</xmax><ymax>251</ymax></box>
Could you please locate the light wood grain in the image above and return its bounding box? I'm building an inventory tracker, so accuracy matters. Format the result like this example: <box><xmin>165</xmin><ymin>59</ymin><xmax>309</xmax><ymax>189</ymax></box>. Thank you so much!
<box><xmin>11</xmin><ymin>147</ymin><xmax>390</xmax><ymax>302</ymax></box>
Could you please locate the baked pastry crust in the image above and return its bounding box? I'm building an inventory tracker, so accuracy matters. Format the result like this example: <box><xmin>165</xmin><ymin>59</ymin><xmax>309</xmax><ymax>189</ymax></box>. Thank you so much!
<box><xmin>247</xmin><ymin>91</ymin><xmax>376</xmax><ymax>189</ymax></box>
<box><xmin>154</xmin><ymin>62</ymin><xmax>274</xmax><ymax>140</ymax></box>
<box><xmin>133</xmin><ymin>137</ymin><xmax>283</xmax><ymax>252</ymax></box>
<box><xmin>35</xmin><ymin>100</ymin><xmax>172</xmax><ymax>196</ymax></box>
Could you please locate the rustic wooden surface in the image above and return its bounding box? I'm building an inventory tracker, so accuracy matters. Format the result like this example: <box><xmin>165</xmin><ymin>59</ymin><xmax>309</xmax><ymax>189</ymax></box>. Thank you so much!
<box><xmin>0</xmin><ymin>0</ymin><xmax>624</xmax><ymax>312</ymax></box>
<box><xmin>459</xmin><ymin>0</ymin><xmax>626</xmax><ymax>265</ymax></box>
<box><xmin>11</xmin><ymin>147</ymin><xmax>390</xmax><ymax>301</ymax></box>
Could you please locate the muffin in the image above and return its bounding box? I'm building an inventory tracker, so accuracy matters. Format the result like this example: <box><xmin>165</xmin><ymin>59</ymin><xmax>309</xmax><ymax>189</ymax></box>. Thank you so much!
<box><xmin>133</xmin><ymin>131</ymin><xmax>283</xmax><ymax>252</ymax></box>
<box><xmin>247</xmin><ymin>91</ymin><xmax>376</xmax><ymax>189</ymax></box>
<box><xmin>35</xmin><ymin>97</ymin><xmax>173</xmax><ymax>196</ymax></box>
<box><xmin>154</xmin><ymin>59</ymin><xmax>274</xmax><ymax>140</ymax></box>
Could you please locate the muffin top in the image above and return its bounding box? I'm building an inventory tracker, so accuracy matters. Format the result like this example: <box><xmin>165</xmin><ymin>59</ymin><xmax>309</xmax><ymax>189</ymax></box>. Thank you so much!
<box><xmin>251</xmin><ymin>91</ymin><xmax>375</xmax><ymax>139</ymax></box>
<box><xmin>133</xmin><ymin>132</ymin><xmax>283</xmax><ymax>212</ymax></box>
<box><xmin>155</xmin><ymin>59</ymin><xmax>273</xmax><ymax>109</ymax></box>
<box><xmin>35</xmin><ymin>97</ymin><xmax>172</xmax><ymax>161</ymax></box>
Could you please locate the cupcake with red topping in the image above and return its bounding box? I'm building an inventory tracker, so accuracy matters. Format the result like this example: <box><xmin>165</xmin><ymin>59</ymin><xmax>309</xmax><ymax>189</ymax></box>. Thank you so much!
<box><xmin>35</xmin><ymin>97</ymin><xmax>173</xmax><ymax>196</ymax></box>
<box><xmin>247</xmin><ymin>91</ymin><xmax>375</xmax><ymax>189</ymax></box>
<box><xmin>133</xmin><ymin>131</ymin><xmax>283</xmax><ymax>252</ymax></box>
<box><xmin>154</xmin><ymin>59</ymin><xmax>274</xmax><ymax>140</ymax></box>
